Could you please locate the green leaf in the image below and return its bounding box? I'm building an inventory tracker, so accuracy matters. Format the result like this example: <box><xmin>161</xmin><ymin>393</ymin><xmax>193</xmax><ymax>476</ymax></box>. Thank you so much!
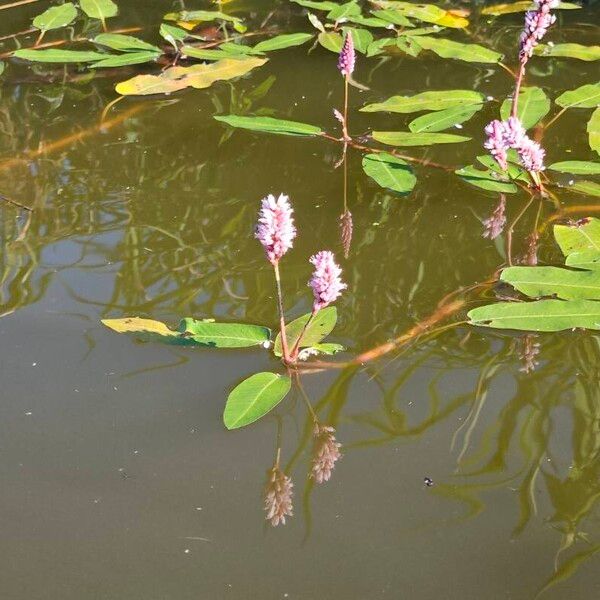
<box><xmin>93</xmin><ymin>33</ymin><xmax>161</xmax><ymax>53</ymax></box>
<box><xmin>160</xmin><ymin>23</ymin><xmax>188</xmax><ymax>45</ymax></box>
<box><xmin>80</xmin><ymin>0</ymin><xmax>118</xmax><ymax>25</ymax></box>
<box><xmin>554</xmin><ymin>218</ymin><xmax>600</xmax><ymax>257</ymax></box>
<box><xmin>33</xmin><ymin>2</ymin><xmax>77</xmax><ymax>32</ymax></box>
<box><xmin>501</xmin><ymin>266</ymin><xmax>600</xmax><ymax>300</ymax></box>
<box><xmin>341</xmin><ymin>27</ymin><xmax>373</xmax><ymax>55</ymax></box>
<box><xmin>548</xmin><ymin>161</ymin><xmax>600</xmax><ymax>175</ymax></box>
<box><xmin>567</xmin><ymin>180</ymin><xmax>600</xmax><ymax>198</ymax></box>
<box><xmin>327</xmin><ymin>1</ymin><xmax>361</xmax><ymax>21</ymax></box>
<box><xmin>253</xmin><ymin>33</ymin><xmax>314</xmax><ymax>52</ymax></box>
<box><xmin>409</xmin><ymin>104</ymin><xmax>481</xmax><ymax>133</ymax></box>
<box><xmin>182</xmin><ymin>46</ymin><xmax>250</xmax><ymax>60</ymax></box>
<box><xmin>304</xmin><ymin>342</ymin><xmax>345</xmax><ymax>356</ymax></box>
<box><xmin>14</xmin><ymin>49</ymin><xmax>107</xmax><ymax>63</ymax></box>
<box><xmin>274</xmin><ymin>307</ymin><xmax>338</xmax><ymax>357</ymax></box>
<box><xmin>115</xmin><ymin>57</ymin><xmax>267</xmax><ymax>96</ymax></box>
<box><xmin>317</xmin><ymin>31</ymin><xmax>343</xmax><ymax>53</ymax></box>
<box><xmin>361</xmin><ymin>90</ymin><xmax>485</xmax><ymax>113</ymax></box>
<box><xmin>366</xmin><ymin>37</ymin><xmax>397</xmax><ymax>57</ymax></box>
<box><xmin>214</xmin><ymin>115</ymin><xmax>323</xmax><ymax>136</ymax></box>
<box><xmin>565</xmin><ymin>250</ymin><xmax>600</xmax><ymax>271</ymax></box>
<box><xmin>482</xmin><ymin>1</ymin><xmax>580</xmax><ymax>15</ymax></box>
<box><xmin>224</xmin><ymin>372</ymin><xmax>291</xmax><ymax>430</ymax></box>
<box><xmin>290</xmin><ymin>0</ymin><xmax>338</xmax><ymax>9</ymax></box>
<box><xmin>346</xmin><ymin>14</ymin><xmax>392</xmax><ymax>28</ymax></box>
<box><xmin>468</xmin><ymin>299</ymin><xmax>600</xmax><ymax>332</ymax></box>
<box><xmin>414</xmin><ymin>36</ymin><xmax>502</xmax><ymax>63</ymax></box>
<box><xmin>455</xmin><ymin>165</ymin><xmax>518</xmax><ymax>193</ymax></box>
<box><xmin>534</xmin><ymin>43</ymin><xmax>600</xmax><ymax>62</ymax></box>
<box><xmin>90</xmin><ymin>52</ymin><xmax>162</xmax><ymax>68</ymax></box>
<box><xmin>178</xmin><ymin>319</ymin><xmax>271</xmax><ymax>347</ymax></box>
<box><xmin>101</xmin><ymin>317</ymin><xmax>270</xmax><ymax>348</ymax></box>
<box><xmin>556</xmin><ymin>82</ymin><xmax>600</xmax><ymax>109</ymax></box>
<box><xmin>362</xmin><ymin>153</ymin><xmax>417</xmax><ymax>195</ymax></box>
<box><xmin>0</xmin><ymin>61</ymin><xmax>4</xmax><ymax>76</ymax></box>
<box><xmin>373</xmin><ymin>131</ymin><xmax>470</xmax><ymax>146</ymax></box>
<box><xmin>500</xmin><ymin>86</ymin><xmax>550</xmax><ymax>129</ymax></box>
<box><xmin>476</xmin><ymin>154</ymin><xmax>530</xmax><ymax>182</ymax></box>
<box><xmin>370</xmin><ymin>9</ymin><xmax>413</xmax><ymax>27</ymax></box>
<box><xmin>588</xmin><ymin>108</ymin><xmax>600</xmax><ymax>155</ymax></box>
<box><xmin>371</xmin><ymin>2</ymin><xmax>468</xmax><ymax>27</ymax></box>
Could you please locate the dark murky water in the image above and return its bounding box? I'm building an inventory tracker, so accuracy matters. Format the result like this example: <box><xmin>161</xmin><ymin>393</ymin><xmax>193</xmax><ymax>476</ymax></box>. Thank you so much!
<box><xmin>1</xmin><ymin>1</ymin><xmax>600</xmax><ymax>598</ymax></box>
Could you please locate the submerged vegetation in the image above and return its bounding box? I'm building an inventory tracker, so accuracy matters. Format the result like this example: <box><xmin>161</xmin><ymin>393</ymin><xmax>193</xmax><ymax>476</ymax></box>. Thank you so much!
<box><xmin>1</xmin><ymin>0</ymin><xmax>600</xmax><ymax>596</ymax></box>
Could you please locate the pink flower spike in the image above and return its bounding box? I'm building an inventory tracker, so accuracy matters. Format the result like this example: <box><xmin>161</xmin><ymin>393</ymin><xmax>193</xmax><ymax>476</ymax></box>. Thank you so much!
<box><xmin>255</xmin><ymin>194</ymin><xmax>296</xmax><ymax>264</ymax></box>
<box><xmin>484</xmin><ymin>120</ymin><xmax>509</xmax><ymax>170</ymax></box>
<box><xmin>337</xmin><ymin>31</ymin><xmax>355</xmax><ymax>77</ymax></box>
<box><xmin>517</xmin><ymin>135</ymin><xmax>546</xmax><ymax>172</ymax></box>
<box><xmin>309</xmin><ymin>250</ymin><xmax>347</xmax><ymax>311</ymax></box>
<box><xmin>504</xmin><ymin>116</ymin><xmax>526</xmax><ymax>147</ymax></box>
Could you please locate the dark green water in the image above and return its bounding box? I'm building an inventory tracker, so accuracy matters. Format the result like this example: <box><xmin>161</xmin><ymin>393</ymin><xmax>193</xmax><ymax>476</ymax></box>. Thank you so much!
<box><xmin>1</xmin><ymin>1</ymin><xmax>600</xmax><ymax>598</ymax></box>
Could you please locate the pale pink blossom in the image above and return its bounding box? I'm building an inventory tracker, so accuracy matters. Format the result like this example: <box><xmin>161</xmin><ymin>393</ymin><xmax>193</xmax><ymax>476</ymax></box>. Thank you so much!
<box><xmin>337</xmin><ymin>31</ymin><xmax>355</xmax><ymax>77</ymax></box>
<box><xmin>308</xmin><ymin>250</ymin><xmax>347</xmax><ymax>311</ymax></box>
<box><xmin>517</xmin><ymin>135</ymin><xmax>546</xmax><ymax>172</ymax></box>
<box><xmin>519</xmin><ymin>1</ymin><xmax>557</xmax><ymax>64</ymax></box>
<box><xmin>255</xmin><ymin>194</ymin><xmax>296</xmax><ymax>264</ymax></box>
<box><xmin>484</xmin><ymin>120</ymin><xmax>509</xmax><ymax>170</ymax></box>
<box><xmin>264</xmin><ymin>466</ymin><xmax>293</xmax><ymax>527</ymax></box>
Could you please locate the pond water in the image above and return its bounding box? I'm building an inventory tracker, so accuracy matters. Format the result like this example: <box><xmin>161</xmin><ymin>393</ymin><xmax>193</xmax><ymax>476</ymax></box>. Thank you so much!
<box><xmin>1</xmin><ymin>1</ymin><xmax>600</xmax><ymax>598</ymax></box>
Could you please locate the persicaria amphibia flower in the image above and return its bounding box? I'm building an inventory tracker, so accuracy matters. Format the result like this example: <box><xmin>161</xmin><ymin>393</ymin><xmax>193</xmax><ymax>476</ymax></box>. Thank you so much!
<box><xmin>255</xmin><ymin>194</ymin><xmax>296</xmax><ymax>264</ymax></box>
<box><xmin>264</xmin><ymin>466</ymin><xmax>293</xmax><ymax>527</ymax></box>
<box><xmin>519</xmin><ymin>0</ymin><xmax>557</xmax><ymax>64</ymax></box>
<box><xmin>309</xmin><ymin>250</ymin><xmax>347</xmax><ymax>311</ymax></box>
<box><xmin>337</xmin><ymin>31</ymin><xmax>355</xmax><ymax>77</ymax></box>
<box><xmin>311</xmin><ymin>424</ymin><xmax>342</xmax><ymax>484</ymax></box>
<box><xmin>517</xmin><ymin>135</ymin><xmax>546</xmax><ymax>172</ymax></box>
<box><xmin>484</xmin><ymin>120</ymin><xmax>509</xmax><ymax>170</ymax></box>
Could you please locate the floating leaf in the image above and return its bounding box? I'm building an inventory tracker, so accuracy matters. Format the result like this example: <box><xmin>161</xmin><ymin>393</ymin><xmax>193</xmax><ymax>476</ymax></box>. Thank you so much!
<box><xmin>224</xmin><ymin>372</ymin><xmax>291</xmax><ymax>430</ymax></box>
<box><xmin>33</xmin><ymin>3</ymin><xmax>77</xmax><ymax>32</ymax></box>
<box><xmin>372</xmin><ymin>1</ymin><xmax>467</xmax><ymax>27</ymax></box>
<box><xmin>468</xmin><ymin>299</ymin><xmax>600</xmax><ymax>332</ymax></box>
<box><xmin>14</xmin><ymin>48</ymin><xmax>107</xmax><ymax>63</ymax></box>
<box><xmin>370</xmin><ymin>8</ymin><xmax>413</xmax><ymax>26</ymax></box>
<box><xmin>327</xmin><ymin>1</ymin><xmax>361</xmax><ymax>21</ymax></box>
<box><xmin>501</xmin><ymin>266</ymin><xmax>600</xmax><ymax>300</ymax></box>
<box><xmin>362</xmin><ymin>153</ymin><xmax>417</xmax><ymax>195</ymax></box>
<box><xmin>588</xmin><ymin>108</ymin><xmax>600</xmax><ymax>155</ymax></box>
<box><xmin>346</xmin><ymin>14</ymin><xmax>392</xmax><ymax>28</ymax></box>
<box><xmin>534</xmin><ymin>43</ymin><xmax>600</xmax><ymax>62</ymax></box>
<box><xmin>102</xmin><ymin>317</ymin><xmax>270</xmax><ymax>348</ymax></box>
<box><xmin>274</xmin><ymin>307</ymin><xmax>338</xmax><ymax>357</ymax></box>
<box><xmin>80</xmin><ymin>0</ymin><xmax>118</xmax><ymax>27</ymax></box>
<box><xmin>409</xmin><ymin>104</ymin><xmax>481</xmax><ymax>133</ymax></box>
<box><xmin>414</xmin><ymin>36</ymin><xmax>502</xmax><ymax>63</ymax></box>
<box><xmin>476</xmin><ymin>154</ymin><xmax>530</xmax><ymax>182</ymax></box>
<box><xmin>91</xmin><ymin>51</ymin><xmax>160</xmax><ymax>68</ymax></box>
<box><xmin>567</xmin><ymin>180</ymin><xmax>600</xmax><ymax>197</ymax></box>
<box><xmin>317</xmin><ymin>31</ymin><xmax>343</xmax><ymax>53</ymax></box>
<box><xmin>548</xmin><ymin>161</ymin><xmax>600</xmax><ymax>175</ymax></box>
<box><xmin>341</xmin><ymin>27</ymin><xmax>373</xmax><ymax>54</ymax></box>
<box><xmin>366</xmin><ymin>37</ymin><xmax>398</xmax><ymax>57</ymax></box>
<box><xmin>214</xmin><ymin>115</ymin><xmax>323</xmax><ymax>136</ymax></box>
<box><xmin>455</xmin><ymin>165</ymin><xmax>518</xmax><ymax>193</ymax></box>
<box><xmin>373</xmin><ymin>131</ymin><xmax>470</xmax><ymax>146</ymax></box>
<box><xmin>291</xmin><ymin>0</ymin><xmax>338</xmax><ymax>9</ymax></box>
<box><xmin>307</xmin><ymin>12</ymin><xmax>326</xmax><ymax>32</ymax></box>
<box><xmin>500</xmin><ymin>86</ymin><xmax>550</xmax><ymax>129</ymax></box>
<box><xmin>178</xmin><ymin>318</ymin><xmax>271</xmax><ymax>347</ymax></box>
<box><xmin>361</xmin><ymin>90</ymin><xmax>485</xmax><ymax>113</ymax></box>
<box><xmin>554</xmin><ymin>218</ymin><xmax>600</xmax><ymax>257</ymax></box>
<box><xmin>115</xmin><ymin>57</ymin><xmax>267</xmax><ymax>96</ymax></box>
<box><xmin>182</xmin><ymin>46</ymin><xmax>250</xmax><ymax>60</ymax></box>
<box><xmin>482</xmin><ymin>1</ymin><xmax>580</xmax><ymax>15</ymax></box>
<box><xmin>164</xmin><ymin>9</ymin><xmax>245</xmax><ymax>32</ymax></box>
<box><xmin>160</xmin><ymin>23</ymin><xmax>188</xmax><ymax>45</ymax></box>
<box><xmin>304</xmin><ymin>343</ymin><xmax>345</xmax><ymax>356</ymax></box>
<box><xmin>556</xmin><ymin>83</ymin><xmax>600</xmax><ymax>109</ymax></box>
<box><xmin>253</xmin><ymin>33</ymin><xmax>314</xmax><ymax>52</ymax></box>
<box><xmin>93</xmin><ymin>33</ymin><xmax>161</xmax><ymax>53</ymax></box>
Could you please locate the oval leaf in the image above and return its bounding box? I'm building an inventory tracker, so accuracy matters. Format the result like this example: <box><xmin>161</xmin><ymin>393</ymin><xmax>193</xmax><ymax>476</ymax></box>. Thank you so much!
<box><xmin>178</xmin><ymin>319</ymin><xmax>271</xmax><ymax>348</ymax></box>
<box><xmin>274</xmin><ymin>306</ymin><xmax>338</xmax><ymax>357</ymax></box>
<box><xmin>468</xmin><ymin>299</ymin><xmax>600</xmax><ymax>332</ymax></box>
<box><xmin>548</xmin><ymin>161</ymin><xmax>600</xmax><ymax>175</ymax></box>
<box><xmin>554</xmin><ymin>218</ymin><xmax>600</xmax><ymax>257</ymax></box>
<box><xmin>80</xmin><ymin>0</ymin><xmax>118</xmax><ymax>23</ymax></box>
<box><xmin>361</xmin><ymin>90</ymin><xmax>485</xmax><ymax>113</ymax></box>
<box><xmin>409</xmin><ymin>104</ymin><xmax>481</xmax><ymax>133</ymax></box>
<box><xmin>588</xmin><ymin>108</ymin><xmax>600</xmax><ymax>155</ymax></box>
<box><xmin>91</xmin><ymin>51</ymin><xmax>160</xmax><ymax>68</ymax></box>
<box><xmin>534</xmin><ymin>43</ymin><xmax>600</xmax><ymax>62</ymax></box>
<box><xmin>14</xmin><ymin>49</ymin><xmax>107</xmax><ymax>63</ymax></box>
<box><xmin>362</xmin><ymin>152</ymin><xmax>417</xmax><ymax>194</ymax></box>
<box><xmin>214</xmin><ymin>115</ymin><xmax>322</xmax><ymax>136</ymax></box>
<box><xmin>33</xmin><ymin>2</ymin><xmax>77</xmax><ymax>32</ymax></box>
<box><xmin>253</xmin><ymin>32</ymin><xmax>314</xmax><ymax>52</ymax></box>
<box><xmin>317</xmin><ymin>31</ymin><xmax>343</xmax><ymax>53</ymax></box>
<box><xmin>224</xmin><ymin>372</ymin><xmax>291</xmax><ymax>429</ymax></box>
<box><xmin>414</xmin><ymin>36</ymin><xmax>502</xmax><ymax>63</ymax></box>
<box><xmin>500</xmin><ymin>86</ymin><xmax>550</xmax><ymax>129</ymax></box>
<box><xmin>93</xmin><ymin>33</ymin><xmax>161</xmax><ymax>53</ymax></box>
<box><xmin>373</xmin><ymin>131</ymin><xmax>470</xmax><ymax>146</ymax></box>
<box><xmin>455</xmin><ymin>165</ymin><xmax>517</xmax><ymax>193</ymax></box>
<box><xmin>556</xmin><ymin>83</ymin><xmax>600</xmax><ymax>109</ymax></box>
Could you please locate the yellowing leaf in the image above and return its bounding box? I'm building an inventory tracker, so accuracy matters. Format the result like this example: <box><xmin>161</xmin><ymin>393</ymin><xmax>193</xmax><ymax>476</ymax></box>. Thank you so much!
<box><xmin>115</xmin><ymin>57</ymin><xmax>267</xmax><ymax>96</ymax></box>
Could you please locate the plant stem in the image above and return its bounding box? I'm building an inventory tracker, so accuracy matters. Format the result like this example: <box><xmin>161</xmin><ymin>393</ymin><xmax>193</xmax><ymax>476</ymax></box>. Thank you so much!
<box><xmin>511</xmin><ymin>62</ymin><xmax>526</xmax><ymax>118</ymax></box>
<box><xmin>342</xmin><ymin>76</ymin><xmax>350</xmax><ymax>141</ymax></box>
<box><xmin>290</xmin><ymin>309</ymin><xmax>317</xmax><ymax>361</ymax></box>
<box><xmin>273</xmin><ymin>261</ymin><xmax>290</xmax><ymax>363</ymax></box>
